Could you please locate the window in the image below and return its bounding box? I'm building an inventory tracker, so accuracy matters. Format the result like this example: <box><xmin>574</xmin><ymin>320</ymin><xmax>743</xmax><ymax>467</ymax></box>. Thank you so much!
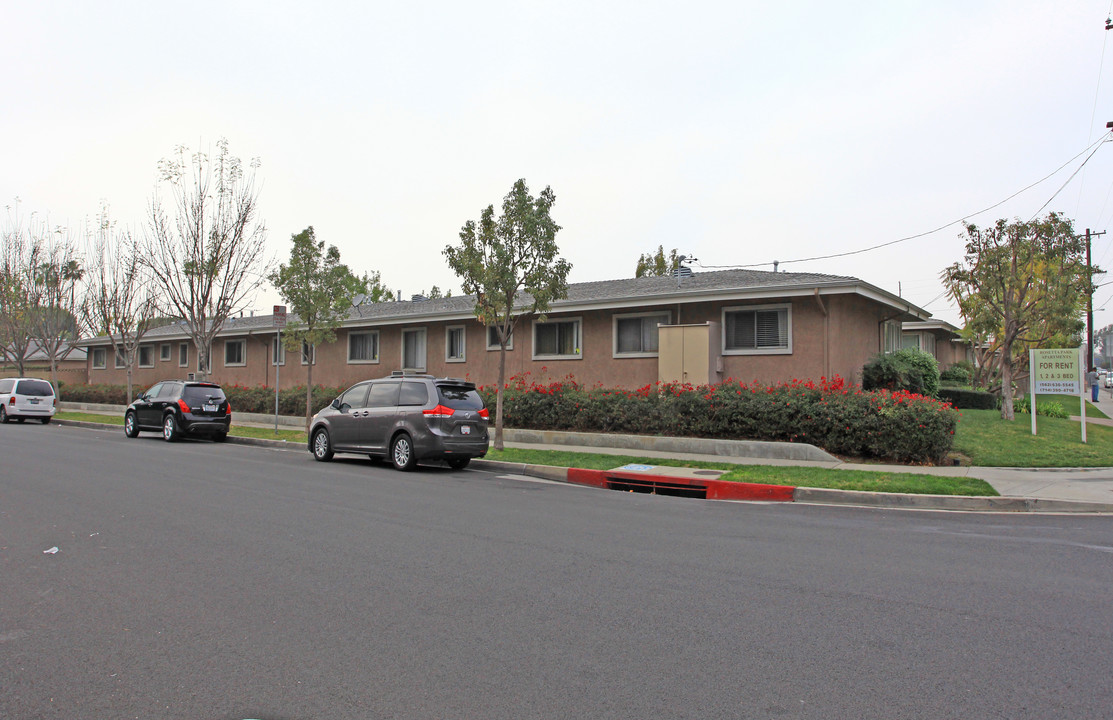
<box><xmin>179</xmin><ymin>343</ymin><xmax>189</xmax><ymax>368</ymax></box>
<box><xmin>533</xmin><ymin>318</ymin><xmax>581</xmax><ymax>359</ymax></box>
<box><xmin>923</xmin><ymin>333</ymin><xmax>936</xmax><ymax>356</ymax></box>
<box><xmin>224</xmin><ymin>339</ymin><xmax>246</xmax><ymax>366</ymax></box>
<box><xmin>91</xmin><ymin>347</ymin><xmax>106</xmax><ymax>369</ymax></box>
<box><xmin>614</xmin><ymin>311</ymin><xmax>670</xmax><ymax>357</ymax></box>
<box><xmin>138</xmin><ymin>345</ymin><xmax>154</xmax><ymax>368</ymax></box>
<box><xmin>348</xmin><ymin>331</ymin><xmax>379</xmax><ymax>363</ymax></box>
<box><xmin>882</xmin><ymin>319</ymin><xmax>902</xmax><ymax>354</ymax></box>
<box><xmin>339</xmin><ymin>383</ymin><xmax>370</xmax><ymax>410</ymax></box>
<box><xmin>723</xmin><ymin>305</ymin><xmax>791</xmax><ymax>354</ymax></box>
<box><xmin>160</xmin><ymin>344</ymin><xmax>171</xmax><ymax>362</ymax></box>
<box><xmin>401</xmin><ymin>328</ymin><xmax>427</xmax><ymax>370</ymax></box>
<box><xmin>301</xmin><ymin>341</ymin><xmax>315</xmax><ymax>365</ymax></box>
<box><xmin>272</xmin><ymin>336</ymin><xmax>285</xmax><ymax>366</ymax></box>
<box><xmin>487</xmin><ymin>324</ymin><xmax>513</xmax><ymax>351</ymax></box>
<box><xmin>446</xmin><ymin>326</ymin><xmax>466</xmax><ymax>362</ymax></box>
<box><xmin>901</xmin><ymin>334</ymin><xmax>921</xmax><ymax>350</ymax></box>
<box><xmin>366</xmin><ymin>382</ymin><xmax>400</xmax><ymax>408</ymax></box>
<box><xmin>399</xmin><ymin>381</ymin><xmax>429</xmax><ymax>406</ymax></box>
<box><xmin>115</xmin><ymin>348</ymin><xmax>127</xmax><ymax>368</ymax></box>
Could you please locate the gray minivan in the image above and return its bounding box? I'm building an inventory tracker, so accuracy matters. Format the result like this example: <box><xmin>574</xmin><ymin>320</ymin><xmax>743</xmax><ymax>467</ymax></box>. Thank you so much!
<box><xmin>309</xmin><ymin>373</ymin><xmax>489</xmax><ymax>470</ymax></box>
<box><xmin>0</xmin><ymin>377</ymin><xmax>57</xmax><ymax>424</ymax></box>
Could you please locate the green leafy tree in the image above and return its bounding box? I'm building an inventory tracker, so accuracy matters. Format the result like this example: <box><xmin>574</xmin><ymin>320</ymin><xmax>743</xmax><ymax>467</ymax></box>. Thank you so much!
<box><xmin>443</xmin><ymin>179</ymin><xmax>572</xmax><ymax>449</ymax></box>
<box><xmin>270</xmin><ymin>226</ymin><xmax>370</xmax><ymax>431</ymax></box>
<box><xmin>942</xmin><ymin>213</ymin><xmax>1094</xmax><ymax>420</ymax></box>
<box><xmin>635</xmin><ymin>245</ymin><xmax>680</xmax><ymax>278</ymax></box>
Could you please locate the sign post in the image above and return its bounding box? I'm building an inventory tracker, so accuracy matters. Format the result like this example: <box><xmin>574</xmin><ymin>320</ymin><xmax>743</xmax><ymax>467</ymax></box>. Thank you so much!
<box><xmin>1029</xmin><ymin>348</ymin><xmax>1085</xmax><ymax>443</ymax></box>
<box><xmin>273</xmin><ymin>305</ymin><xmax>287</xmax><ymax>434</ymax></box>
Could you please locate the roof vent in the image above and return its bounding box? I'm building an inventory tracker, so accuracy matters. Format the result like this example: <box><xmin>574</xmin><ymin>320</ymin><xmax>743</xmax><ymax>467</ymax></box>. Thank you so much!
<box><xmin>411</xmin><ymin>294</ymin><xmax>428</xmax><ymax>302</ymax></box>
<box><xmin>671</xmin><ymin>266</ymin><xmax>693</xmax><ymax>279</ymax></box>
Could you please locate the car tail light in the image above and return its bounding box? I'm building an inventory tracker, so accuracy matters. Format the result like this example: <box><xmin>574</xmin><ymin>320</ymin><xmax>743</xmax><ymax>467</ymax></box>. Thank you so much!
<box><xmin>7</xmin><ymin>397</ymin><xmax>13</xmax><ymax>406</ymax></box>
<box><xmin>178</xmin><ymin>399</ymin><xmax>190</xmax><ymax>414</ymax></box>
<box><xmin>226</xmin><ymin>401</ymin><xmax>232</xmax><ymax>415</ymax></box>
<box><xmin>478</xmin><ymin>408</ymin><xmax>489</xmax><ymax>419</ymax></box>
<box><xmin>422</xmin><ymin>404</ymin><xmax>456</xmax><ymax>418</ymax></box>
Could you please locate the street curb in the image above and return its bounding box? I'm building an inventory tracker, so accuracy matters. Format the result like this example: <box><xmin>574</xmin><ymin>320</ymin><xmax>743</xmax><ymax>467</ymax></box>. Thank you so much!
<box><xmin>472</xmin><ymin>459</ymin><xmax>1113</xmax><ymax>513</ymax></box>
<box><xmin>53</xmin><ymin>420</ymin><xmax>1113</xmax><ymax>513</ymax></box>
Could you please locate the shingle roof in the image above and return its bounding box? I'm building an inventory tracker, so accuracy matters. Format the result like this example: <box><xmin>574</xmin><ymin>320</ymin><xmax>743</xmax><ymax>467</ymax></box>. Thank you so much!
<box><xmin>79</xmin><ymin>268</ymin><xmax>912</xmax><ymax>344</ymax></box>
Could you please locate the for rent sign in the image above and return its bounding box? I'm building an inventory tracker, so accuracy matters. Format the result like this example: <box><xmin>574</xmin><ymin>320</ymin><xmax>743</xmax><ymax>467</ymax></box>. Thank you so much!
<box><xmin>1029</xmin><ymin>348</ymin><xmax>1087</xmax><ymax>442</ymax></box>
<box><xmin>1031</xmin><ymin>348</ymin><xmax>1082</xmax><ymax>395</ymax></box>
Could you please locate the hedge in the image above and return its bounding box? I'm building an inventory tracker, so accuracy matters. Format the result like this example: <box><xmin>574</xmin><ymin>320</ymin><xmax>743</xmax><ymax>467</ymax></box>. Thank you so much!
<box><xmin>937</xmin><ymin>387</ymin><xmax>997</xmax><ymax>410</ymax></box>
<box><xmin>61</xmin><ymin>383</ymin><xmax>346</xmax><ymax>417</ymax></box>
<box><xmin>481</xmin><ymin>374</ymin><xmax>958</xmax><ymax>464</ymax></box>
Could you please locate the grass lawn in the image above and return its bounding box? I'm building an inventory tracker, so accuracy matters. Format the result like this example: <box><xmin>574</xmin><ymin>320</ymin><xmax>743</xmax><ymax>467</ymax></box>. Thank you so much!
<box><xmin>1029</xmin><ymin>394</ymin><xmax>1109</xmax><ymax>420</ymax></box>
<box><xmin>484</xmin><ymin>448</ymin><xmax>998</xmax><ymax>496</ymax></box>
<box><xmin>954</xmin><ymin>408</ymin><xmax>1113</xmax><ymax>467</ymax></box>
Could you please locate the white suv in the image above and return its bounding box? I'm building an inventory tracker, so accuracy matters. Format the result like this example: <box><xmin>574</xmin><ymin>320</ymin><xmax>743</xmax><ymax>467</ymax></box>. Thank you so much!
<box><xmin>0</xmin><ymin>377</ymin><xmax>57</xmax><ymax>424</ymax></box>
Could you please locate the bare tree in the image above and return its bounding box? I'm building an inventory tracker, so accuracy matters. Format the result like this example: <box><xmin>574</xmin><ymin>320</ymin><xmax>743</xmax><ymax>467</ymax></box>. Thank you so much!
<box><xmin>30</xmin><ymin>226</ymin><xmax>84</xmax><ymax>398</ymax></box>
<box><xmin>1</xmin><ymin>200</ymin><xmax>45</xmax><ymax>376</ymax></box>
<box><xmin>144</xmin><ymin>138</ymin><xmax>270</xmax><ymax>379</ymax></box>
<box><xmin>84</xmin><ymin>204</ymin><xmax>160</xmax><ymax>402</ymax></box>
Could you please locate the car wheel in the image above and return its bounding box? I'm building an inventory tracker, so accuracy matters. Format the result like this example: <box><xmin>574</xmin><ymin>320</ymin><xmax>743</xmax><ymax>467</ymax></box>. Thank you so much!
<box><xmin>124</xmin><ymin>412</ymin><xmax>140</xmax><ymax>438</ymax></box>
<box><xmin>447</xmin><ymin>457</ymin><xmax>470</xmax><ymax>470</ymax></box>
<box><xmin>163</xmin><ymin>414</ymin><xmax>179</xmax><ymax>442</ymax></box>
<box><xmin>40</xmin><ymin>417</ymin><xmax>51</xmax><ymax>425</ymax></box>
<box><xmin>391</xmin><ymin>433</ymin><xmax>417</xmax><ymax>471</ymax></box>
<box><xmin>312</xmin><ymin>428</ymin><xmax>334</xmax><ymax>461</ymax></box>
<box><xmin>0</xmin><ymin>406</ymin><xmax>7</xmax><ymax>424</ymax></box>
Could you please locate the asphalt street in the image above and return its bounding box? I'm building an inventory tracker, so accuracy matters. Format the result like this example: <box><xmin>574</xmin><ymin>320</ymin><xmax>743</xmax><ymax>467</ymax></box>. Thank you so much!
<box><xmin>2</xmin><ymin>423</ymin><xmax>1112</xmax><ymax>719</ymax></box>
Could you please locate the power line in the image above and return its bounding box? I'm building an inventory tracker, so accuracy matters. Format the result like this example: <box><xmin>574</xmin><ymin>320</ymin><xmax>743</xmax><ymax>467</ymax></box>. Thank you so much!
<box><xmin>695</xmin><ymin>133</ymin><xmax>1112</xmax><ymax>272</ymax></box>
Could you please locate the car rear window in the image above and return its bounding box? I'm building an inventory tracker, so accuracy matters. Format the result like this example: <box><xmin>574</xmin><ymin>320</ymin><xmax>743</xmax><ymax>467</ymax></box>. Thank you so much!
<box><xmin>16</xmin><ymin>380</ymin><xmax>54</xmax><ymax>397</ymax></box>
<box><xmin>182</xmin><ymin>385</ymin><xmax>226</xmax><ymax>404</ymax></box>
<box><xmin>437</xmin><ymin>385</ymin><xmax>484</xmax><ymax>411</ymax></box>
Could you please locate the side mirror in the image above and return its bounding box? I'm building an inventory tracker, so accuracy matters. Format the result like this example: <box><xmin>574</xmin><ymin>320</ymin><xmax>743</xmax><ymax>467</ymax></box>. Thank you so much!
<box><xmin>330</xmin><ymin>398</ymin><xmax>341</xmax><ymax>410</ymax></box>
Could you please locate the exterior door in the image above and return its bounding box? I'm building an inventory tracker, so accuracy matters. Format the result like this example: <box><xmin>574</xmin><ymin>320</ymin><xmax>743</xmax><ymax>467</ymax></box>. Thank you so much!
<box><xmin>329</xmin><ymin>383</ymin><xmax>370</xmax><ymax>450</ymax></box>
<box><xmin>362</xmin><ymin>382</ymin><xmax>401</xmax><ymax>452</ymax></box>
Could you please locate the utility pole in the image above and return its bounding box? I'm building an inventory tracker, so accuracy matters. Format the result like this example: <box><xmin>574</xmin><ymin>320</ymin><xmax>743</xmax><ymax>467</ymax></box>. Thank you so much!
<box><xmin>1086</xmin><ymin>228</ymin><xmax>1107</xmax><ymax>372</ymax></box>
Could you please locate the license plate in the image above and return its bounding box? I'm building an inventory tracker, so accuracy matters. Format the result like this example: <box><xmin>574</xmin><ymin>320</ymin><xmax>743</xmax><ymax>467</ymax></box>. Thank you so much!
<box><xmin>202</xmin><ymin>403</ymin><xmax>217</xmax><ymax>412</ymax></box>
<box><xmin>29</xmin><ymin>398</ymin><xmax>39</xmax><ymax>404</ymax></box>
<box><xmin>461</xmin><ymin>425</ymin><xmax>471</xmax><ymax>435</ymax></box>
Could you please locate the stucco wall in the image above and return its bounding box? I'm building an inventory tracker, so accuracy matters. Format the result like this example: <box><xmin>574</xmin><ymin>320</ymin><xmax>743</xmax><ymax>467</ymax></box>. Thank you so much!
<box><xmin>84</xmin><ymin>292</ymin><xmax>904</xmax><ymax>391</ymax></box>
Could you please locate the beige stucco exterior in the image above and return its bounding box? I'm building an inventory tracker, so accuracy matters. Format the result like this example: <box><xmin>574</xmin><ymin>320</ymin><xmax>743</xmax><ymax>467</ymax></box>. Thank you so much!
<box><xmin>83</xmin><ymin>290</ymin><xmax>920</xmax><ymax>392</ymax></box>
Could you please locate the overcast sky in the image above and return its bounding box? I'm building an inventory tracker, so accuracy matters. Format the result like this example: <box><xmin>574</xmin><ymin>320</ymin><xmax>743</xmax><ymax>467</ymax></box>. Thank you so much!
<box><xmin>5</xmin><ymin>1</ymin><xmax>1113</xmax><ymax>327</ymax></box>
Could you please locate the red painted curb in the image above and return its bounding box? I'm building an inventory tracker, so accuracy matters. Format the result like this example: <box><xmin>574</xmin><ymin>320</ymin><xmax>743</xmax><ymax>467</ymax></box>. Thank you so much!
<box><xmin>565</xmin><ymin>467</ymin><xmax>795</xmax><ymax>502</ymax></box>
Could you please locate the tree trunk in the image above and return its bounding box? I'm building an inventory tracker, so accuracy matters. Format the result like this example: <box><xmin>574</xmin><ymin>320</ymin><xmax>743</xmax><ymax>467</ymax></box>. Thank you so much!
<box><xmin>305</xmin><ymin>357</ymin><xmax>313</xmax><ymax>434</ymax></box>
<box><xmin>494</xmin><ymin>340</ymin><xmax>507</xmax><ymax>451</ymax></box>
<box><xmin>999</xmin><ymin>338</ymin><xmax>1015</xmax><ymax>421</ymax></box>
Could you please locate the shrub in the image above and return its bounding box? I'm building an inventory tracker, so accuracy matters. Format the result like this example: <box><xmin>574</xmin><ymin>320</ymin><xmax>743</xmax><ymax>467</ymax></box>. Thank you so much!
<box><xmin>482</xmin><ymin>373</ymin><xmax>958</xmax><ymax>464</ymax></box>
<box><xmin>862</xmin><ymin>353</ymin><xmax>924</xmax><ymax>395</ymax></box>
<box><xmin>937</xmin><ymin>387</ymin><xmax>997</xmax><ymax>409</ymax></box>
<box><xmin>59</xmin><ymin>382</ymin><xmax>346</xmax><ymax>417</ymax></box>
<box><xmin>1013</xmin><ymin>397</ymin><xmax>1070</xmax><ymax>419</ymax></box>
<box><xmin>892</xmin><ymin>348</ymin><xmax>941</xmax><ymax>397</ymax></box>
<box><xmin>939</xmin><ymin>365</ymin><xmax>971</xmax><ymax>384</ymax></box>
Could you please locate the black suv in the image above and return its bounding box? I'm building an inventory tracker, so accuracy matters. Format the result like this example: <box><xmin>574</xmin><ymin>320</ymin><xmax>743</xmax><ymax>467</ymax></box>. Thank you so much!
<box><xmin>124</xmin><ymin>381</ymin><xmax>231</xmax><ymax>442</ymax></box>
<box><xmin>309</xmin><ymin>373</ymin><xmax>489</xmax><ymax>470</ymax></box>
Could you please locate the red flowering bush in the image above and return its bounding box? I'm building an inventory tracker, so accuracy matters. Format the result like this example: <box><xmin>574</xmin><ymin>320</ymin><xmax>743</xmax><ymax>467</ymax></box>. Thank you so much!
<box><xmin>479</xmin><ymin>374</ymin><xmax>957</xmax><ymax>464</ymax></box>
